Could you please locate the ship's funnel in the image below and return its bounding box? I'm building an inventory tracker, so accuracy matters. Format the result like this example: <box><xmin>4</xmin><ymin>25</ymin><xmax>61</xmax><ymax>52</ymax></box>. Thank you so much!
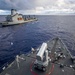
<box><xmin>11</xmin><ymin>9</ymin><xmax>17</xmax><ymax>16</ymax></box>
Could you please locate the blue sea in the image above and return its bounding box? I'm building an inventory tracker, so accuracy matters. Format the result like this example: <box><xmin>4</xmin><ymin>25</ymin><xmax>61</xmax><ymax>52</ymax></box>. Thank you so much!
<box><xmin>0</xmin><ymin>15</ymin><xmax>75</xmax><ymax>68</ymax></box>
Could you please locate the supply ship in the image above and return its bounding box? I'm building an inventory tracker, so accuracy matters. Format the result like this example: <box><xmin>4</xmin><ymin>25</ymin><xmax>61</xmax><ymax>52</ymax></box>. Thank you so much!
<box><xmin>0</xmin><ymin>9</ymin><xmax>37</xmax><ymax>26</ymax></box>
<box><xmin>0</xmin><ymin>37</ymin><xmax>75</xmax><ymax>75</ymax></box>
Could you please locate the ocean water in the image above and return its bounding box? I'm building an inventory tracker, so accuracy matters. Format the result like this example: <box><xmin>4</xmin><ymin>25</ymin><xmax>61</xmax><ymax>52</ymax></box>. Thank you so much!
<box><xmin>0</xmin><ymin>15</ymin><xmax>75</xmax><ymax>68</ymax></box>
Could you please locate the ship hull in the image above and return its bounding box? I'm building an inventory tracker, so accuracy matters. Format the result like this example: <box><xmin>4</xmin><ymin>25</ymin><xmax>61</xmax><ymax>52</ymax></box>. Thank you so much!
<box><xmin>0</xmin><ymin>19</ymin><xmax>37</xmax><ymax>27</ymax></box>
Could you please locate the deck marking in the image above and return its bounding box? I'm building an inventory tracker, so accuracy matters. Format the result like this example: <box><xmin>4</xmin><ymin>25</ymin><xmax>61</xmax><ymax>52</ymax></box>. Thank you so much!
<box><xmin>30</xmin><ymin>61</ymin><xmax>38</xmax><ymax>75</ymax></box>
<box><xmin>30</xmin><ymin>54</ymin><xmax>54</xmax><ymax>75</ymax></box>
<box><xmin>46</xmin><ymin>64</ymin><xmax>54</xmax><ymax>75</ymax></box>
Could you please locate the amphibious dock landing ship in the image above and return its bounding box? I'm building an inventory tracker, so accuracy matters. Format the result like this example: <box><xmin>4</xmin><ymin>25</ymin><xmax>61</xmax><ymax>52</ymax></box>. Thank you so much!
<box><xmin>0</xmin><ymin>9</ymin><xmax>37</xmax><ymax>26</ymax></box>
<box><xmin>0</xmin><ymin>37</ymin><xmax>75</xmax><ymax>75</ymax></box>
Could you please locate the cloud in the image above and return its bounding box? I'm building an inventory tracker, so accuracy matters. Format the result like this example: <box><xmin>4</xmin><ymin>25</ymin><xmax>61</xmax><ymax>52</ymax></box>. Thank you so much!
<box><xmin>0</xmin><ymin>0</ymin><xmax>75</xmax><ymax>15</ymax></box>
<box><xmin>0</xmin><ymin>0</ymin><xmax>36</xmax><ymax>10</ymax></box>
<box><xmin>0</xmin><ymin>10</ymin><xmax>10</xmax><ymax>15</ymax></box>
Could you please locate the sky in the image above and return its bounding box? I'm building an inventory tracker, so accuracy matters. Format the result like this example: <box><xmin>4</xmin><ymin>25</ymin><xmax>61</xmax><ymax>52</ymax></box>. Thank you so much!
<box><xmin>0</xmin><ymin>0</ymin><xmax>75</xmax><ymax>15</ymax></box>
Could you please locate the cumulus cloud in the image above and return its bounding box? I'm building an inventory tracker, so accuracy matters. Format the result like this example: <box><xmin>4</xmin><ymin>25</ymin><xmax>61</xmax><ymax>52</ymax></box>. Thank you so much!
<box><xmin>0</xmin><ymin>0</ymin><xmax>75</xmax><ymax>15</ymax></box>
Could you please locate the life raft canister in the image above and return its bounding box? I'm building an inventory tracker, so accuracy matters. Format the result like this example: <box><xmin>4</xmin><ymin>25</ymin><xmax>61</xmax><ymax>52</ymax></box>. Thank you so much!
<box><xmin>17</xmin><ymin>17</ymin><xmax>23</xmax><ymax>20</ymax></box>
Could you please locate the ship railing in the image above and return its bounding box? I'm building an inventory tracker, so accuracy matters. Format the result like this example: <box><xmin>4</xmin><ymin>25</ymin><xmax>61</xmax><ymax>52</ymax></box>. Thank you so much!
<box><xmin>58</xmin><ymin>37</ymin><xmax>75</xmax><ymax>60</ymax></box>
<box><xmin>0</xmin><ymin>57</ymin><xmax>15</xmax><ymax>73</ymax></box>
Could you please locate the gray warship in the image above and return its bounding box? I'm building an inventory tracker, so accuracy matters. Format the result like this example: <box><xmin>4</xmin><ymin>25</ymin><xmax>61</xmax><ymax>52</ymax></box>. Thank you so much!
<box><xmin>0</xmin><ymin>37</ymin><xmax>75</xmax><ymax>75</ymax></box>
<box><xmin>0</xmin><ymin>9</ymin><xmax>37</xmax><ymax>26</ymax></box>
